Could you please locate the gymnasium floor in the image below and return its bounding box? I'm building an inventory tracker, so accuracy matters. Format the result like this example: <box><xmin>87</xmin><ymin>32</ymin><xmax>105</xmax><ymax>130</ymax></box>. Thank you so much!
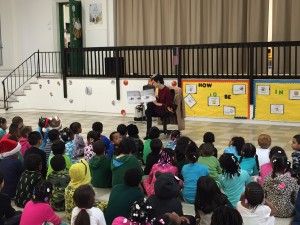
<box><xmin>5</xmin><ymin>111</ymin><xmax>298</xmax><ymax>225</ymax></box>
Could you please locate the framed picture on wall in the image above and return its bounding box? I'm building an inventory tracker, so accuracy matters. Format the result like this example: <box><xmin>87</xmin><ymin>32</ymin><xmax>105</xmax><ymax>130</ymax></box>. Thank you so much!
<box><xmin>86</xmin><ymin>0</ymin><xmax>107</xmax><ymax>30</ymax></box>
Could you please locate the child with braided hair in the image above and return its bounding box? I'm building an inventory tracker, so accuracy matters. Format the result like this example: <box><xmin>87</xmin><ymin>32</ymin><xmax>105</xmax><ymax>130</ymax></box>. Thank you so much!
<box><xmin>218</xmin><ymin>153</ymin><xmax>252</xmax><ymax>207</ymax></box>
<box><xmin>142</xmin><ymin>148</ymin><xmax>178</xmax><ymax>196</ymax></box>
<box><xmin>237</xmin><ymin>182</ymin><xmax>276</xmax><ymax>225</ymax></box>
<box><xmin>239</xmin><ymin>143</ymin><xmax>260</xmax><ymax>176</ymax></box>
<box><xmin>263</xmin><ymin>154</ymin><xmax>298</xmax><ymax>218</ymax></box>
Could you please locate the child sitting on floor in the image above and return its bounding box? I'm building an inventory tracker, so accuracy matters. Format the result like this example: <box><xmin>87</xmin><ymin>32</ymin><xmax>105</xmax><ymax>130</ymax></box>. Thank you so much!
<box><xmin>0</xmin><ymin>171</ymin><xmax>22</xmax><ymax>225</ymax></box>
<box><xmin>70</xmin><ymin>122</ymin><xmax>86</xmax><ymax>157</ymax></box>
<box><xmin>237</xmin><ymin>182</ymin><xmax>276</xmax><ymax>225</ymax></box>
<box><xmin>44</xmin><ymin>129</ymin><xmax>60</xmax><ymax>163</ymax></box>
<box><xmin>127</xmin><ymin>124</ymin><xmax>144</xmax><ymax>161</ymax></box>
<box><xmin>144</xmin><ymin>138</ymin><xmax>163</xmax><ymax>175</ymax></box>
<box><xmin>181</xmin><ymin>142</ymin><xmax>209</xmax><ymax>204</ymax></box>
<box><xmin>19</xmin><ymin>126</ymin><xmax>32</xmax><ymax>156</ymax></box>
<box><xmin>0</xmin><ymin>117</ymin><xmax>8</xmax><ymax>139</ymax></box>
<box><xmin>256</xmin><ymin>134</ymin><xmax>272</xmax><ymax>167</ymax></box>
<box><xmin>143</xmin><ymin>126</ymin><xmax>160</xmax><ymax>164</ymax></box>
<box><xmin>47</xmin><ymin>140</ymin><xmax>72</xmax><ymax>177</ymax></box>
<box><xmin>47</xmin><ymin>154</ymin><xmax>70</xmax><ymax>211</ymax></box>
<box><xmin>92</xmin><ymin>121</ymin><xmax>110</xmax><ymax>149</ymax></box>
<box><xmin>84</xmin><ymin>131</ymin><xmax>99</xmax><ymax>162</ymax></box>
<box><xmin>90</xmin><ymin>140</ymin><xmax>112</xmax><ymax>188</ymax></box>
<box><xmin>15</xmin><ymin>154</ymin><xmax>43</xmax><ymax>208</ymax></box>
<box><xmin>61</xmin><ymin>127</ymin><xmax>77</xmax><ymax>163</ymax></box>
<box><xmin>142</xmin><ymin>148</ymin><xmax>178</xmax><ymax>196</ymax></box>
<box><xmin>117</xmin><ymin>124</ymin><xmax>128</xmax><ymax>140</ymax></box>
<box><xmin>166</xmin><ymin>130</ymin><xmax>181</xmax><ymax>150</ymax></box>
<box><xmin>263</xmin><ymin>154</ymin><xmax>297</xmax><ymax>218</ymax></box>
<box><xmin>198</xmin><ymin>143</ymin><xmax>222</xmax><ymax>181</ymax></box>
<box><xmin>224</xmin><ymin>136</ymin><xmax>245</xmax><ymax>159</ymax></box>
<box><xmin>218</xmin><ymin>153</ymin><xmax>252</xmax><ymax>207</ymax></box>
<box><xmin>239</xmin><ymin>143</ymin><xmax>260</xmax><ymax>176</ymax></box>
<box><xmin>202</xmin><ymin>131</ymin><xmax>218</xmax><ymax>158</ymax></box>
<box><xmin>71</xmin><ymin>184</ymin><xmax>106</xmax><ymax>225</ymax></box>
<box><xmin>65</xmin><ymin>159</ymin><xmax>91</xmax><ymax>221</ymax></box>
<box><xmin>20</xmin><ymin>181</ymin><xmax>65</xmax><ymax>225</ymax></box>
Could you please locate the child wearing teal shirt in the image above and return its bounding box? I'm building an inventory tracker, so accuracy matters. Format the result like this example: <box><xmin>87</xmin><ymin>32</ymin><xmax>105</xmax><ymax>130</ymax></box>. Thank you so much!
<box><xmin>218</xmin><ymin>153</ymin><xmax>252</xmax><ymax>207</ymax></box>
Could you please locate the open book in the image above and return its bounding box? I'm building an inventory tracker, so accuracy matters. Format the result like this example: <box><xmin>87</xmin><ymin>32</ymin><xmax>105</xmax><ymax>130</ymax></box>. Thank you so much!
<box><xmin>127</xmin><ymin>89</ymin><xmax>156</xmax><ymax>104</ymax></box>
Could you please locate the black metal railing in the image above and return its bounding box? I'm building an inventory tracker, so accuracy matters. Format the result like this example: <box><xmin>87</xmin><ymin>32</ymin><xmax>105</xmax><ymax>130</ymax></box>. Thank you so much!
<box><xmin>2</xmin><ymin>50</ymin><xmax>61</xmax><ymax>109</ymax></box>
<box><xmin>3</xmin><ymin>41</ymin><xmax>300</xmax><ymax>110</ymax></box>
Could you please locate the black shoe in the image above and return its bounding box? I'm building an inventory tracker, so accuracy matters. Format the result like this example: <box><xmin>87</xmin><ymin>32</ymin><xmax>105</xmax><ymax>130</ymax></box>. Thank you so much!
<box><xmin>143</xmin><ymin>136</ymin><xmax>148</xmax><ymax>140</ymax></box>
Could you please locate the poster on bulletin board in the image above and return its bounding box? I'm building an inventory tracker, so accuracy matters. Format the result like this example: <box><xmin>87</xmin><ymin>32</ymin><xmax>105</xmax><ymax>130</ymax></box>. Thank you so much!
<box><xmin>254</xmin><ymin>80</ymin><xmax>300</xmax><ymax>122</ymax></box>
<box><xmin>182</xmin><ymin>80</ymin><xmax>250</xmax><ymax>119</ymax></box>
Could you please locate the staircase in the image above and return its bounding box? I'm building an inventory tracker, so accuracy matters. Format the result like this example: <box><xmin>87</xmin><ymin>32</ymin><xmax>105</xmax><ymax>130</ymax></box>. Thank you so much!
<box><xmin>1</xmin><ymin>51</ymin><xmax>62</xmax><ymax>110</ymax></box>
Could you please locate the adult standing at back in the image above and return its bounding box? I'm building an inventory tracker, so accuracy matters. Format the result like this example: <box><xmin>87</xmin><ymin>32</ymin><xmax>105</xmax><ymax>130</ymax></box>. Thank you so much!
<box><xmin>145</xmin><ymin>74</ymin><xmax>172</xmax><ymax>137</ymax></box>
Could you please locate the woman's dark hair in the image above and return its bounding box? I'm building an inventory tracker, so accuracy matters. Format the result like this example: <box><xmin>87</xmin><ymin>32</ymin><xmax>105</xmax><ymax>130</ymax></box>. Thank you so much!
<box><xmin>244</xmin><ymin>182</ymin><xmax>264</xmax><ymax>210</ymax></box>
<box><xmin>24</xmin><ymin>154</ymin><xmax>42</xmax><ymax>171</ymax></box>
<box><xmin>269</xmin><ymin>146</ymin><xmax>286</xmax><ymax>159</ymax></box>
<box><xmin>117</xmin><ymin>137</ymin><xmax>136</xmax><ymax>155</ymax></box>
<box><xmin>219</xmin><ymin>153</ymin><xmax>241</xmax><ymax>178</ymax></box>
<box><xmin>185</xmin><ymin>142</ymin><xmax>199</xmax><ymax>163</ymax></box>
<box><xmin>174</xmin><ymin>136</ymin><xmax>191</xmax><ymax>161</ymax></box>
<box><xmin>271</xmin><ymin>154</ymin><xmax>291</xmax><ymax>178</ymax></box>
<box><xmin>195</xmin><ymin>176</ymin><xmax>228</xmax><ymax>214</ymax></box>
<box><xmin>151</xmin><ymin>73</ymin><xmax>164</xmax><ymax>84</ymax></box>
<box><xmin>150</xmin><ymin>138</ymin><xmax>163</xmax><ymax>154</ymax></box>
<box><xmin>73</xmin><ymin>184</ymin><xmax>95</xmax><ymax>225</ymax></box>
<box><xmin>70</xmin><ymin>122</ymin><xmax>81</xmax><ymax>134</ymax></box>
<box><xmin>60</xmin><ymin>127</ymin><xmax>74</xmax><ymax>142</ymax></box>
<box><xmin>231</xmin><ymin>136</ymin><xmax>245</xmax><ymax>156</ymax></box>
<box><xmin>32</xmin><ymin>181</ymin><xmax>53</xmax><ymax>203</ymax></box>
<box><xmin>239</xmin><ymin>143</ymin><xmax>259</xmax><ymax>173</ymax></box>
<box><xmin>211</xmin><ymin>206</ymin><xmax>243</xmax><ymax>225</ymax></box>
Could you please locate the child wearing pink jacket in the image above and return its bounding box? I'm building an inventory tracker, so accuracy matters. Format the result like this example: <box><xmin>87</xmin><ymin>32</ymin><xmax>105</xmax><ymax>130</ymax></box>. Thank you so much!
<box><xmin>20</xmin><ymin>181</ymin><xmax>65</xmax><ymax>225</ymax></box>
<box><xmin>142</xmin><ymin>148</ymin><xmax>179</xmax><ymax>196</ymax></box>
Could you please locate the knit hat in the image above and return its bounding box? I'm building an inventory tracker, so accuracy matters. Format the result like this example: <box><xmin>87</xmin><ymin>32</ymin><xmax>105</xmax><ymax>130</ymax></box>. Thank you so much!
<box><xmin>154</xmin><ymin>172</ymin><xmax>180</xmax><ymax>199</ymax></box>
<box><xmin>0</xmin><ymin>139</ymin><xmax>21</xmax><ymax>158</ymax></box>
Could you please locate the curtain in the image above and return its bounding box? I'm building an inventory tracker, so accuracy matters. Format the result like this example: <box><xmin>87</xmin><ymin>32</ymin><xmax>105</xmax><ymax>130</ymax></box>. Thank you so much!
<box><xmin>115</xmin><ymin>0</ymin><xmax>268</xmax><ymax>46</ymax></box>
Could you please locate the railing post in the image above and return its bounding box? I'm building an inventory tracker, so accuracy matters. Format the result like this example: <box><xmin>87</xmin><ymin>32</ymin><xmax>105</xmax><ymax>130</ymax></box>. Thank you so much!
<box><xmin>177</xmin><ymin>47</ymin><xmax>182</xmax><ymax>87</ymax></box>
<box><xmin>63</xmin><ymin>49</ymin><xmax>68</xmax><ymax>98</ymax></box>
<box><xmin>115</xmin><ymin>49</ymin><xmax>120</xmax><ymax>100</ymax></box>
<box><xmin>37</xmin><ymin>49</ymin><xmax>40</xmax><ymax>78</ymax></box>
<box><xmin>249</xmin><ymin>46</ymin><xmax>254</xmax><ymax>106</ymax></box>
<box><xmin>2</xmin><ymin>81</ymin><xmax>6</xmax><ymax>110</ymax></box>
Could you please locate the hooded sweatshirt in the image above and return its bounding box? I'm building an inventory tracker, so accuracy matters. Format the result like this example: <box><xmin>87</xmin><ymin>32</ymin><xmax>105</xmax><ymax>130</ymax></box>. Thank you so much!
<box><xmin>111</xmin><ymin>155</ymin><xmax>143</xmax><ymax>187</ymax></box>
<box><xmin>90</xmin><ymin>156</ymin><xmax>112</xmax><ymax>188</ymax></box>
<box><xmin>148</xmin><ymin>172</ymin><xmax>183</xmax><ymax>218</ymax></box>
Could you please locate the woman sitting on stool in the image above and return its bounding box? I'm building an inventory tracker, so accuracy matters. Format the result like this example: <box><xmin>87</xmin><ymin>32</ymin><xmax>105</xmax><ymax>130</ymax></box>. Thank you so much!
<box><xmin>145</xmin><ymin>74</ymin><xmax>172</xmax><ymax>138</ymax></box>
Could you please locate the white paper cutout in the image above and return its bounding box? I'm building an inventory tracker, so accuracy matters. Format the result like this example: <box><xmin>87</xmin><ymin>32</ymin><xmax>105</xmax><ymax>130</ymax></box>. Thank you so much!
<box><xmin>289</xmin><ymin>90</ymin><xmax>300</xmax><ymax>100</ymax></box>
<box><xmin>208</xmin><ymin>97</ymin><xmax>220</xmax><ymax>106</ymax></box>
<box><xmin>257</xmin><ymin>85</ymin><xmax>270</xmax><ymax>95</ymax></box>
<box><xmin>185</xmin><ymin>84</ymin><xmax>197</xmax><ymax>94</ymax></box>
<box><xmin>223</xmin><ymin>106</ymin><xmax>236</xmax><ymax>116</ymax></box>
<box><xmin>184</xmin><ymin>94</ymin><xmax>197</xmax><ymax>108</ymax></box>
<box><xmin>270</xmin><ymin>104</ymin><xmax>284</xmax><ymax>114</ymax></box>
<box><xmin>233</xmin><ymin>84</ymin><xmax>246</xmax><ymax>95</ymax></box>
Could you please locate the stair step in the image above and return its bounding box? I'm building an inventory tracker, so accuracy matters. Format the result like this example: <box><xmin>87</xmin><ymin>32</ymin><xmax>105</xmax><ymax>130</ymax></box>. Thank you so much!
<box><xmin>29</xmin><ymin>81</ymin><xmax>39</xmax><ymax>84</ymax></box>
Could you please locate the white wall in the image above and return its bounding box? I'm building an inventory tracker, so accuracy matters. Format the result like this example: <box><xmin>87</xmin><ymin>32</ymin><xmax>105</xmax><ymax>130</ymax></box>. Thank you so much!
<box><xmin>0</xmin><ymin>0</ymin><xmax>114</xmax><ymax>71</ymax></box>
<box><xmin>11</xmin><ymin>78</ymin><xmax>175</xmax><ymax>116</ymax></box>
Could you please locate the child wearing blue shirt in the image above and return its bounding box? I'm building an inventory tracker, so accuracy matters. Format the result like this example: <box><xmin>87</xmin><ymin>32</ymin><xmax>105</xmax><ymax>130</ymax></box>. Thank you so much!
<box><xmin>239</xmin><ymin>143</ymin><xmax>260</xmax><ymax>176</ymax></box>
<box><xmin>224</xmin><ymin>136</ymin><xmax>245</xmax><ymax>159</ymax></box>
<box><xmin>181</xmin><ymin>142</ymin><xmax>209</xmax><ymax>204</ymax></box>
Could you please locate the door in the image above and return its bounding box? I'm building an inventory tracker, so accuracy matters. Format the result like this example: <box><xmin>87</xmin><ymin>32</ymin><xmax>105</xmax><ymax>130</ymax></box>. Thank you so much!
<box><xmin>69</xmin><ymin>0</ymin><xmax>83</xmax><ymax>75</ymax></box>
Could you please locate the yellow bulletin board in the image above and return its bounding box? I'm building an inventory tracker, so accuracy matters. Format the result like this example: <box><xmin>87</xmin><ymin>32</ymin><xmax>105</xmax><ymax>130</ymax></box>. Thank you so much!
<box><xmin>254</xmin><ymin>80</ymin><xmax>300</xmax><ymax>122</ymax></box>
<box><xmin>182</xmin><ymin>80</ymin><xmax>250</xmax><ymax>119</ymax></box>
